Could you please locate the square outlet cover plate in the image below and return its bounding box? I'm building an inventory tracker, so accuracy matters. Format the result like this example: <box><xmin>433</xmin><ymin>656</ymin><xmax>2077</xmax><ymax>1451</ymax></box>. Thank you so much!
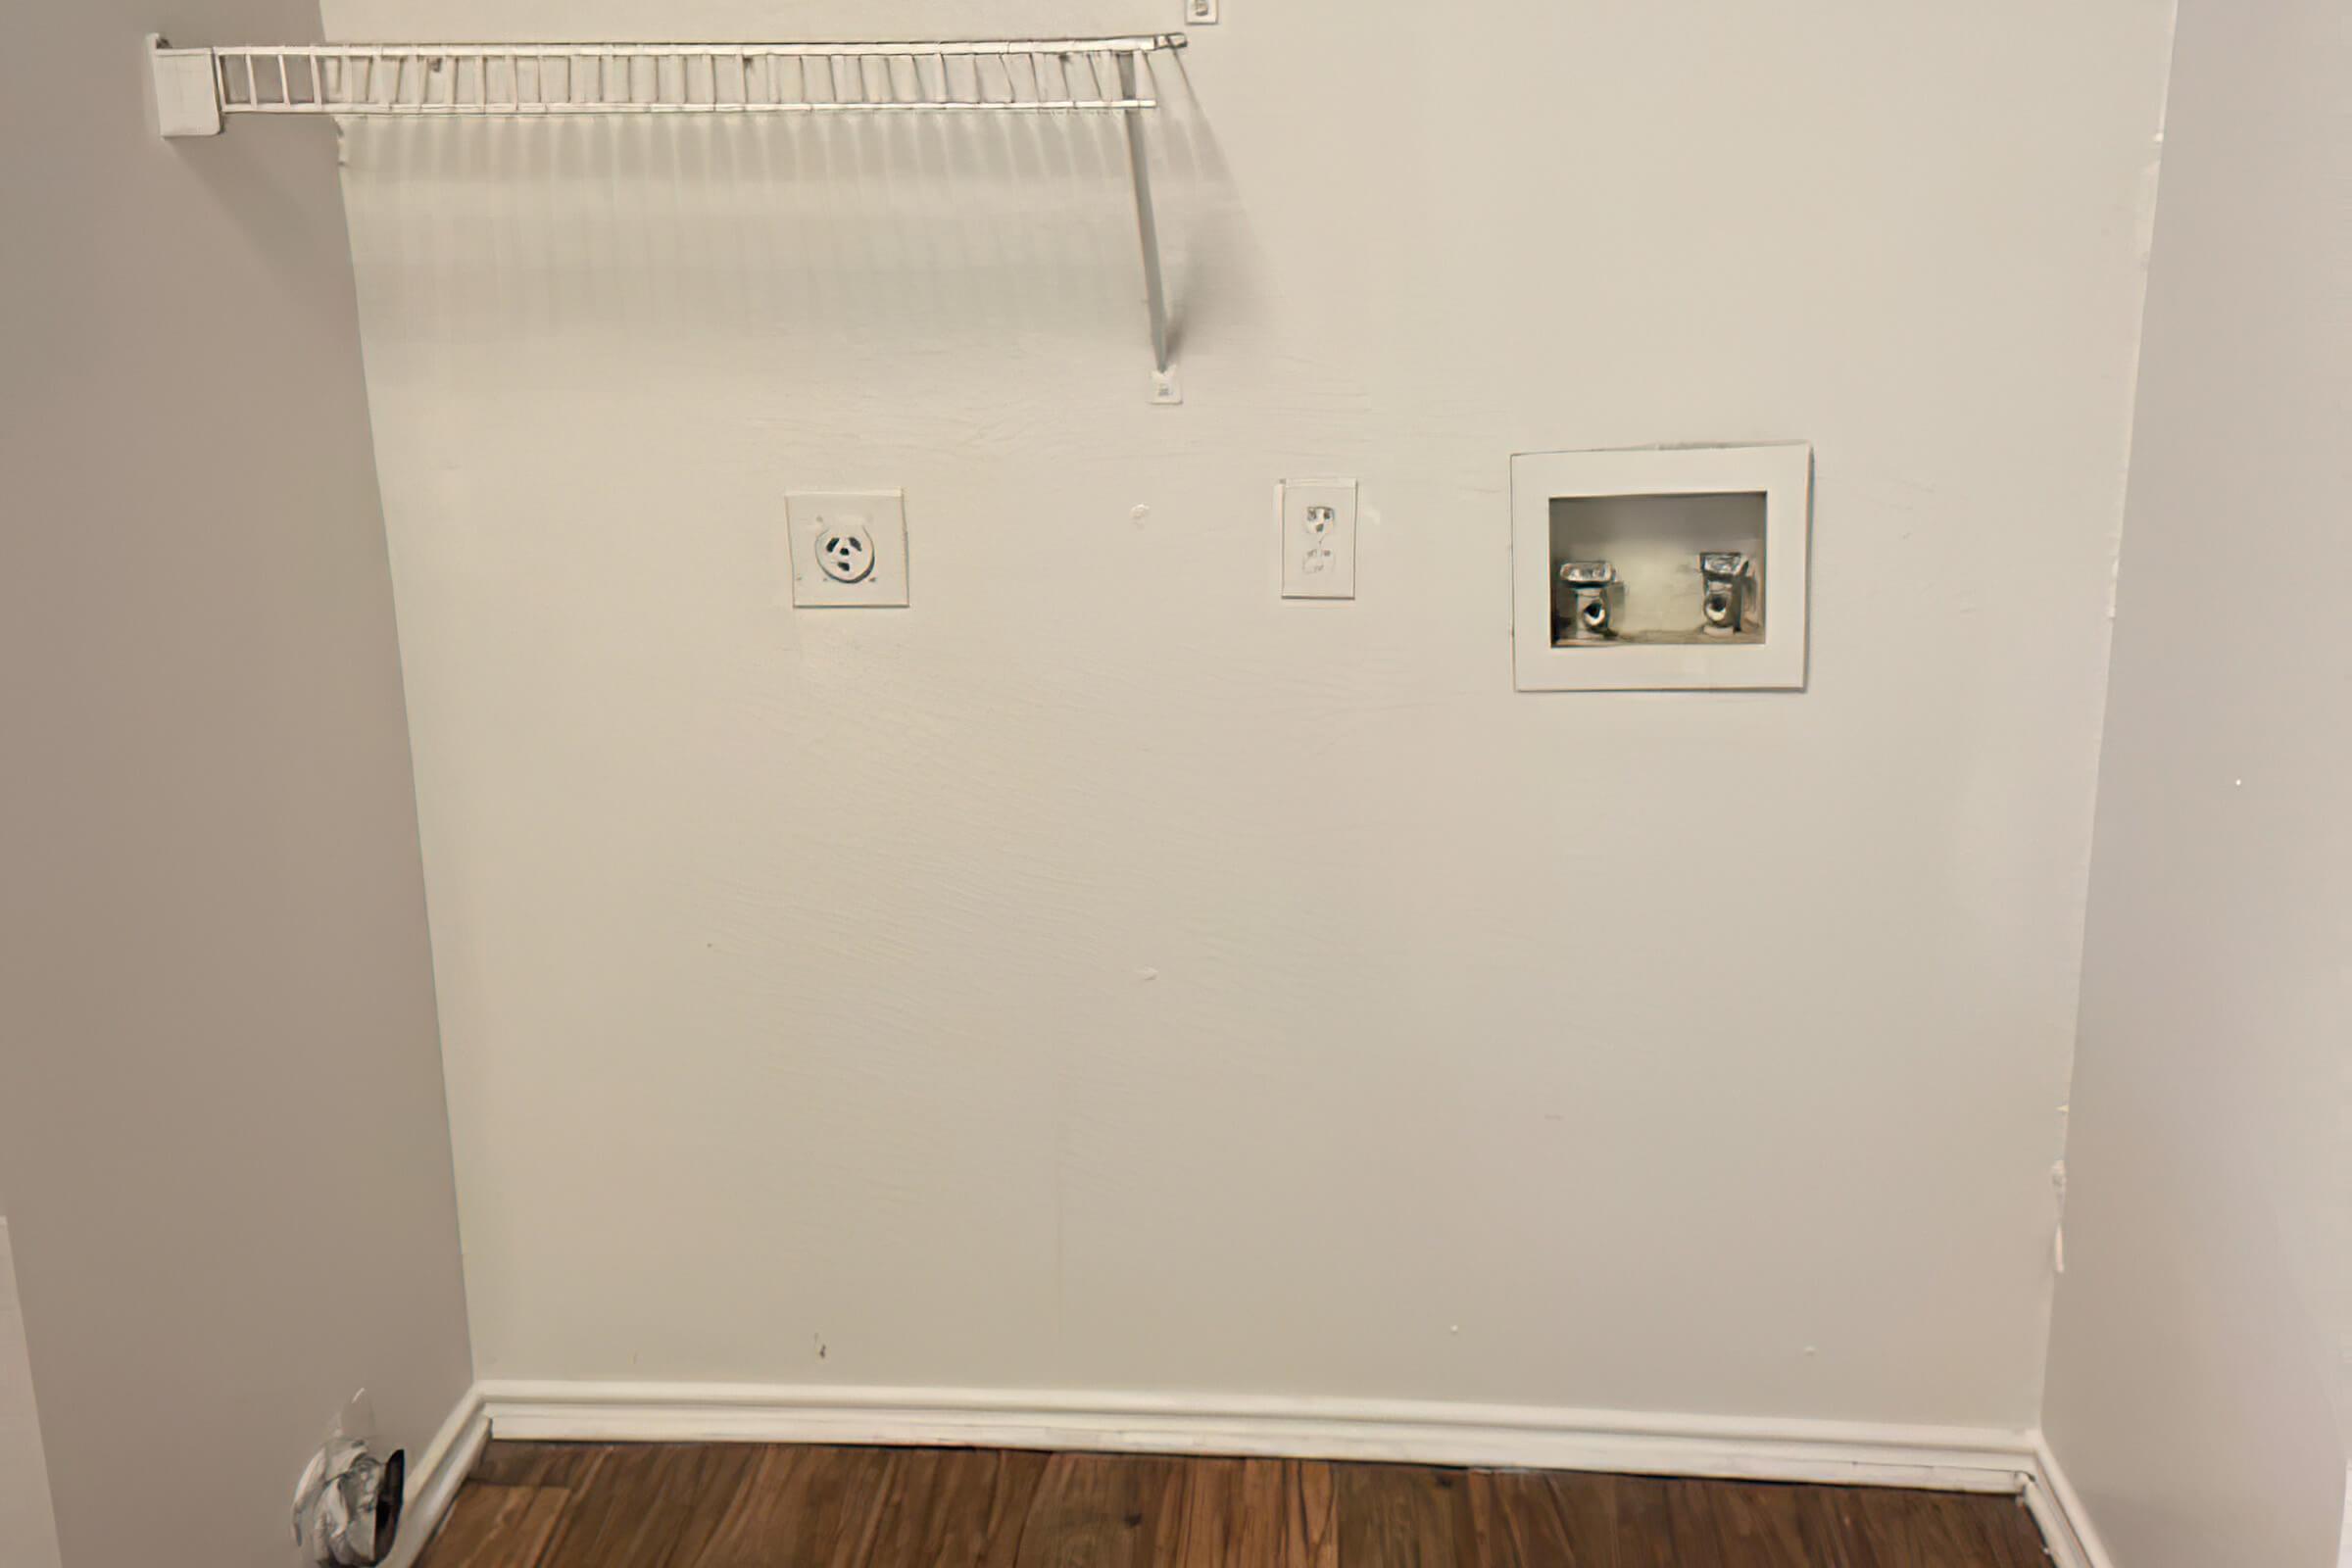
<box><xmin>1281</xmin><ymin>479</ymin><xmax>1357</xmax><ymax>600</ymax></box>
<box><xmin>787</xmin><ymin>490</ymin><xmax>908</xmax><ymax>608</ymax></box>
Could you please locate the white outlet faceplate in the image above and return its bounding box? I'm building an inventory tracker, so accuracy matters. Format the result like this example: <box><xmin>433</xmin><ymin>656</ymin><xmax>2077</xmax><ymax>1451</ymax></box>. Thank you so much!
<box><xmin>786</xmin><ymin>491</ymin><xmax>908</xmax><ymax>608</ymax></box>
<box><xmin>1281</xmin><ymin>479</ymin><xmax>1357</xmax><ymax>600</ymax></box>
<box><xmin>1186</xmin><ymin>0</ymin><xmax>1219</xmax><ymax>24</ymax></box>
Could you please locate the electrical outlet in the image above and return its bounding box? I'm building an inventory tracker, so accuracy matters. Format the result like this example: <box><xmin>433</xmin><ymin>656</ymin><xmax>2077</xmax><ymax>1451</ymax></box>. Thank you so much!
<box><xmin>1280</xmin><ymin>479</ymin><xmax>1357</xmax><ymax>599</ymax></box>
<box><xmin>787</xmin><ymin>491</ymin><xmax>908</xmax><ymax>608</ymax></box>
<box><xmin>815</xmin><ymin>519</ymin><xmax>876</xmax><ymax>584</ymax></box>
<box><xmin>1186</xmin><ymin>0</ymin><xmax>1220</xmax><ymax>23</ymax></box>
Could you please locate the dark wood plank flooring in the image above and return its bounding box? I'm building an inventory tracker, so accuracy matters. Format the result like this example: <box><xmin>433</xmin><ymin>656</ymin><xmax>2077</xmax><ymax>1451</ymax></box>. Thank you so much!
<box><xmin>421</xmin><ymin>1443</ymin><xmax>2050</xmax><ymax>1568</ymax></box>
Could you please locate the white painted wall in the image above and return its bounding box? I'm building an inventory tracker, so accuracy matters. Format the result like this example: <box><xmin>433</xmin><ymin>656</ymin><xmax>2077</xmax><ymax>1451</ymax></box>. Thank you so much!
<box><xmin>0</xmin><ymin>1224</ymin><xmax>63</xmax><ymax>1568</ymax></box>
<box><xmin>331</xmin><ymin>0</ymin><xmax>2175</xmax><ymax>1428</ymax></box>
<box><xmin>0</xmin><ymin>5</ymin><xmax>472</xmax><ymax>1562</ymax></box>
<box><xmin>2038</xmin><ymin>2</ymin><xmax>2351</xmax><ymax>1563</ymax></box>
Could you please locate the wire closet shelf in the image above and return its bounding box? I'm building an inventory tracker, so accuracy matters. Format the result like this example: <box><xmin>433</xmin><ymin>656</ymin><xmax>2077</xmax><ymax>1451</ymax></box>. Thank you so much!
<box><xmin>146</xmin><ymin>32</ymin><xmax>1191</xmax><ymax>400</ymax></box>
<box><xmin>203</xmin><ymin>37</ymin><xmax>1182</xmax><ymax>117</ymax></box>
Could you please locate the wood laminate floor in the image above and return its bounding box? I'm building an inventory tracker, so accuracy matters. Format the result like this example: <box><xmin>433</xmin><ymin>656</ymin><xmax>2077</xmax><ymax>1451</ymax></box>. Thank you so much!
<box><xmin>420</xmin><ymin>1442</ymin><xmax>2053</xmax><ymax>1568</ymax></box>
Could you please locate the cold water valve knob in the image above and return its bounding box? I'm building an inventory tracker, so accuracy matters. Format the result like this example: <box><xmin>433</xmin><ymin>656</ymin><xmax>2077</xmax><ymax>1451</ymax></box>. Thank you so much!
<box><xmin>1699</xmin><ymin>551</ymin><xmax>1750</xmax><ymax>634</ymax></box>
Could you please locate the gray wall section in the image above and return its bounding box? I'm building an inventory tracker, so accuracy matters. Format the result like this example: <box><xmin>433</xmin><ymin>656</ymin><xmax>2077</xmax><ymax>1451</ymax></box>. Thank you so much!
<box><xmin>2040</xmin><ymin>2</ymin><xmax>2350</xmax><ymax>1564</ymax></box>
<box><xmin>0</xmin><ymin>5</ymin><xmax>473</xmax><ymax>1566</ymax></box>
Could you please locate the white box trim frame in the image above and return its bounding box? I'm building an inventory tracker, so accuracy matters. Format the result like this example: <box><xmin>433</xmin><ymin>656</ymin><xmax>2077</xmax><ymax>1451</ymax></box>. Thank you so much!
<box><xmin>1511</xmin><ymin>442</ymin><xmax>1813</xmax><ymax>691</ymax></box>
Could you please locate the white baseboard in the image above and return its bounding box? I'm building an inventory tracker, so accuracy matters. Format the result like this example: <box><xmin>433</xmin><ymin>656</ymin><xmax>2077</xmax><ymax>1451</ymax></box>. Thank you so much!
<box><xmin>474</xmin><ymin>1379</ymin><xmax>2041</xmax><ymax>1497</ymax></box>
<box><xmin>385</xmin><ymin>1384</ymin><xmax>489</xmax><ymax>1568</ymax></box>
<box><xmin>468</xmin><ymin>1381</ymin><xmax>2137</xmax><ymax>1558</ymax></box>
<box><xmin>2023</xmin><ymin>1431</ymin><xmax>2113</xmax><ymax>1568</ymax></box>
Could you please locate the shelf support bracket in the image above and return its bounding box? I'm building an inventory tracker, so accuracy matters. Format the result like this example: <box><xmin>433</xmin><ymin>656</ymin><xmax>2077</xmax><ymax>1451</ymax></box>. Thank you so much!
<box><xmin>1117</xmin><ymin>50</ymin><xmax>1180</xmax><ymax>405</ymax></box>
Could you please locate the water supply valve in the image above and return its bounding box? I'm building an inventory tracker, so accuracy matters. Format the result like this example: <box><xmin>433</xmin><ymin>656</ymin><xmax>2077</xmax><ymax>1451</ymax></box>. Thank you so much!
<box><xmin>1698</xmin><ymin>551</ymin><xmax>1751</xmax><ymax>634</ymax></box>
<box><xmin>1557</xmin><ymin>561</ymin><xmax>1619</xmax><ymax>641</ymax></box>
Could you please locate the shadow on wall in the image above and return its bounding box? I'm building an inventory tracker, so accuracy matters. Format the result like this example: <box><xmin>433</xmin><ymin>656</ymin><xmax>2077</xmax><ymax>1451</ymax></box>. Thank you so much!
<box><xmin>337</xmin><ymin>51</ymin><xmax>1255</xmax><ymax>371</ymax></box>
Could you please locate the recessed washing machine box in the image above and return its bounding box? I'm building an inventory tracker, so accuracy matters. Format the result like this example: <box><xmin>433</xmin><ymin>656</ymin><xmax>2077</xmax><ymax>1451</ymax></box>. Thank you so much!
<box><xmin>1510</xmin><ymin>443</ymin><xmax>1811</xmax><ymax>691</ymax></box>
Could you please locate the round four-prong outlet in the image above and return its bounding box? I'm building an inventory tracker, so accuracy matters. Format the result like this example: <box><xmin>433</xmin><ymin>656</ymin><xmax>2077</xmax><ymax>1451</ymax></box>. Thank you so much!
<box><xmin>816</xmin><ymin>519</ymin><xmax>876</xmax><ymax>584</ymax></box>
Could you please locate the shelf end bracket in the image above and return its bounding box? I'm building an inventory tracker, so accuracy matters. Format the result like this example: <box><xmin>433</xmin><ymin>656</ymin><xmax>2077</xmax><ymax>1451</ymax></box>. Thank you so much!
<box><xmin>148</xmin><ymin>34</ymin><xmax>222</xmax><ymax>137</ymax></box>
